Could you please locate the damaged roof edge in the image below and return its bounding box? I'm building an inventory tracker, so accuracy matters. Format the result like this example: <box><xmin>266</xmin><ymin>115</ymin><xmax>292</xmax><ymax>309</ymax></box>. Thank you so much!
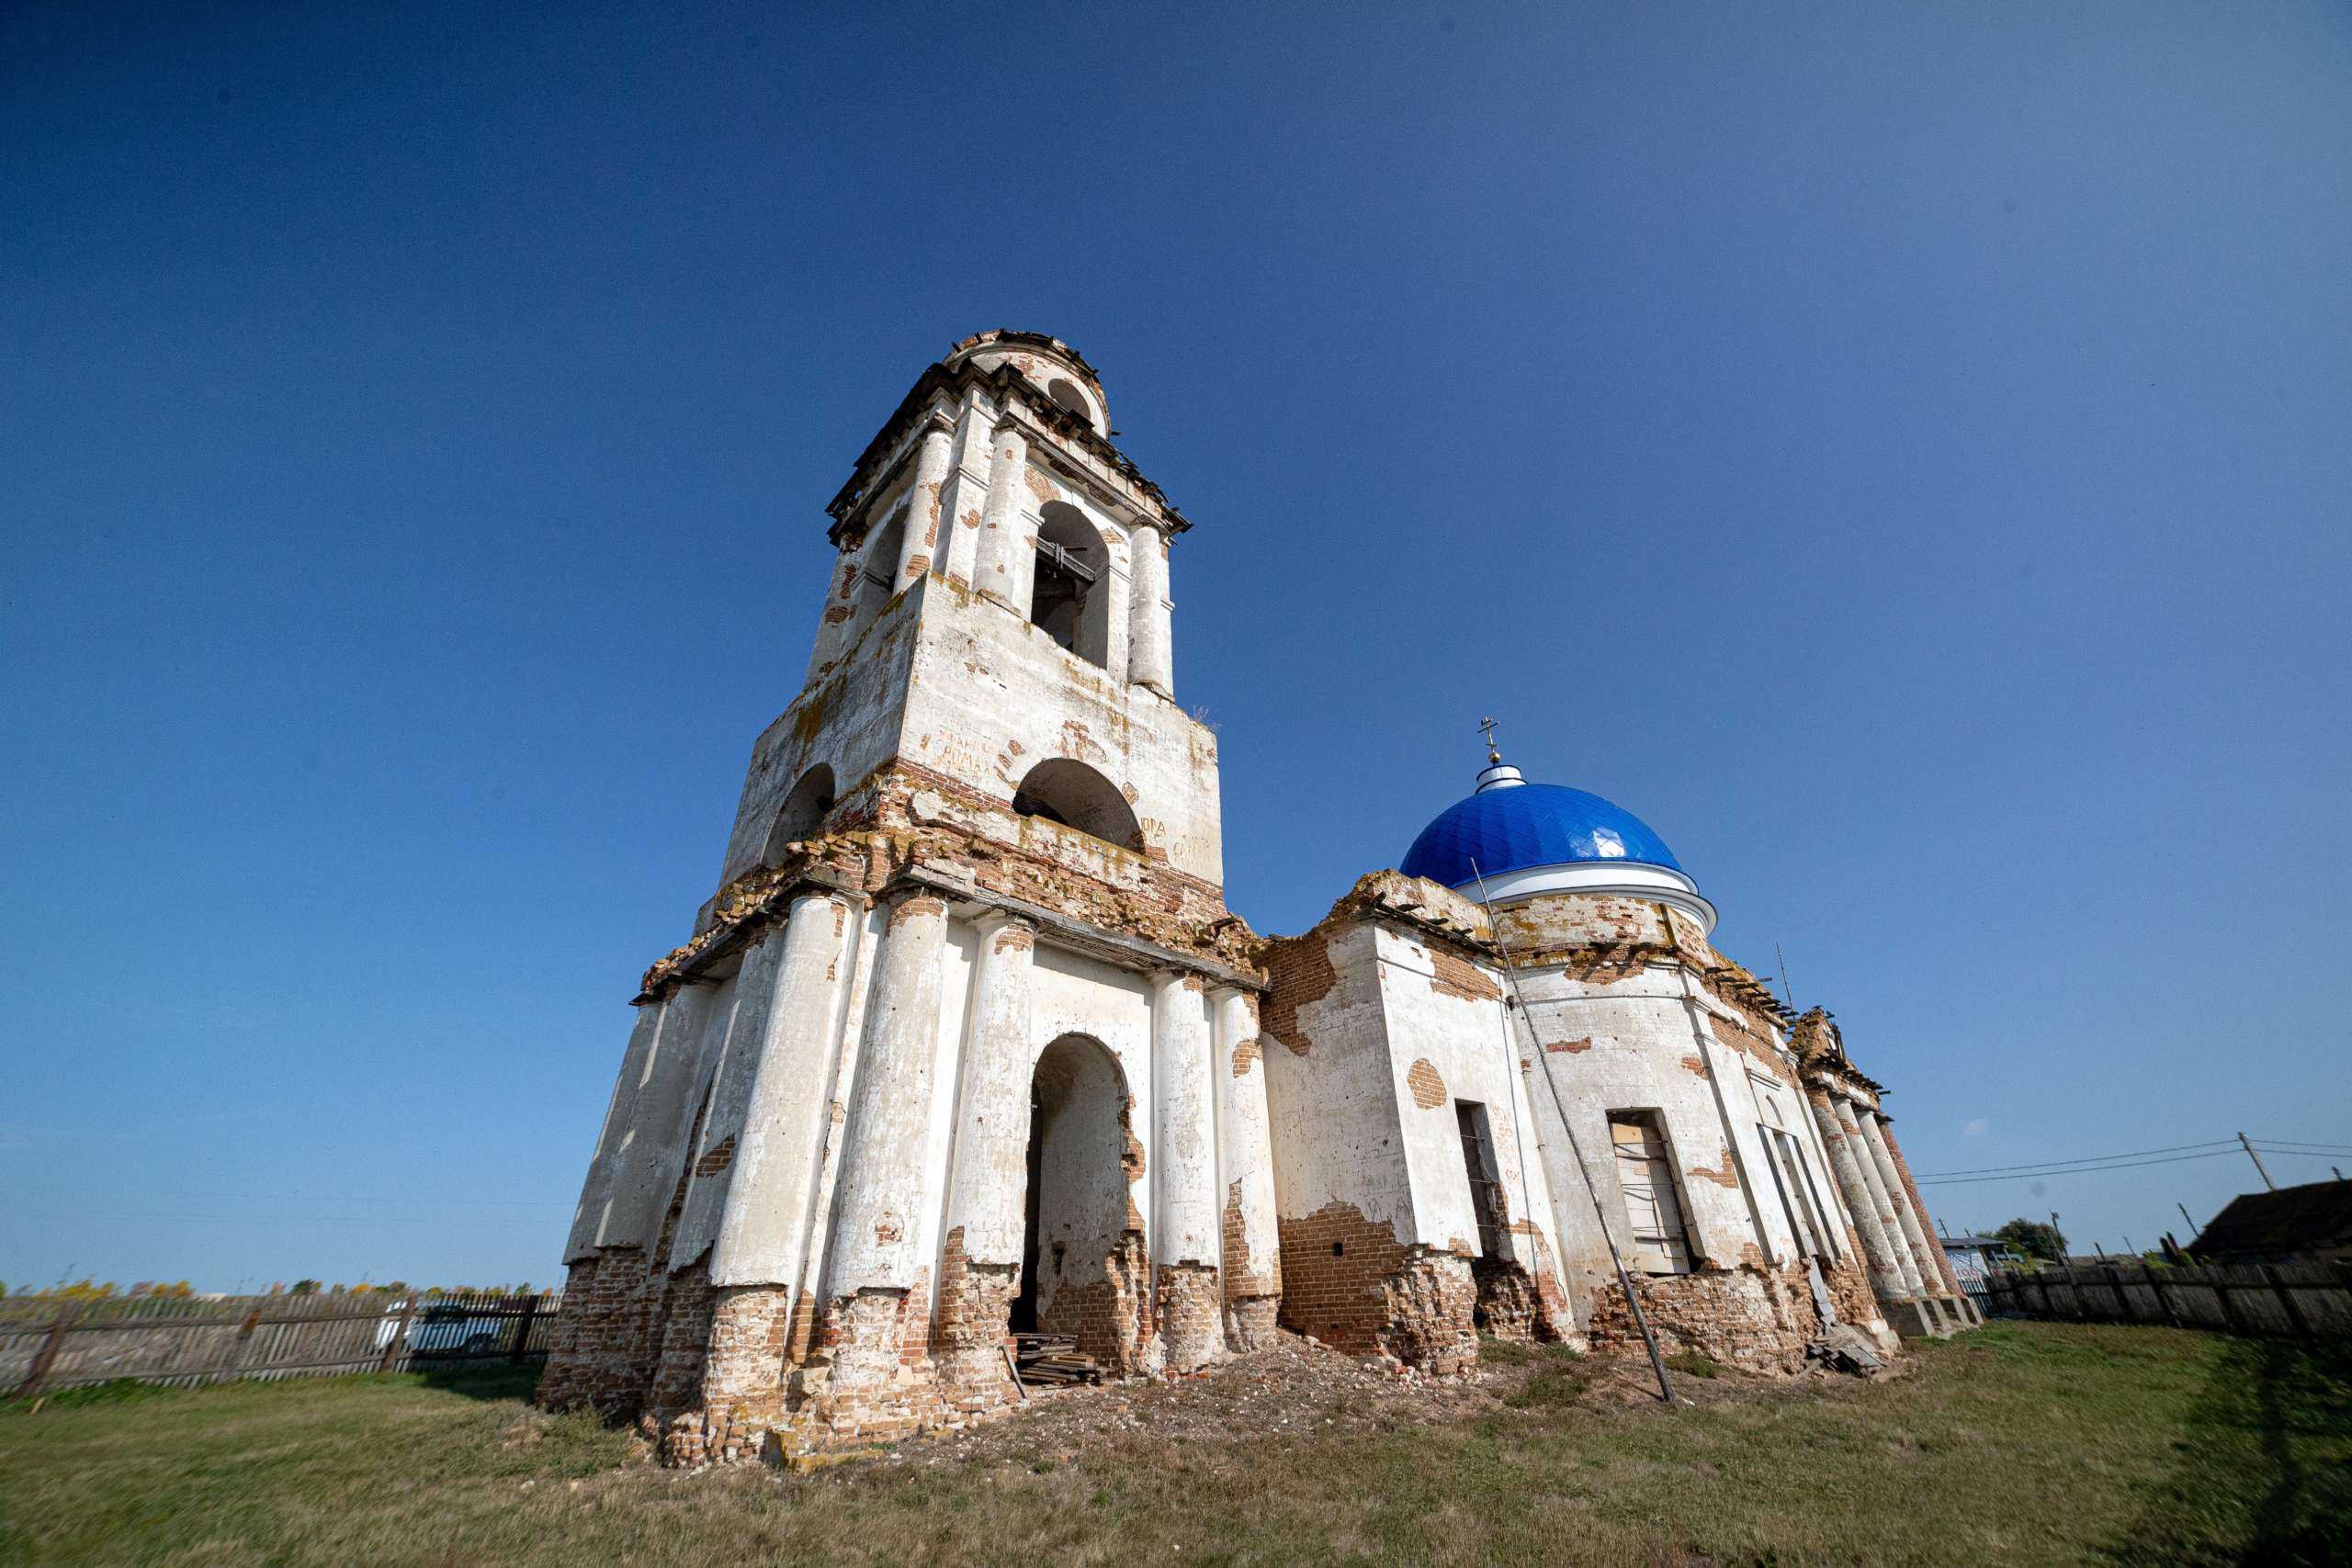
<box><xmin>822</xmin><ymin>358</ymin><xmax>1191</xmax><ymax>535</ymax></box>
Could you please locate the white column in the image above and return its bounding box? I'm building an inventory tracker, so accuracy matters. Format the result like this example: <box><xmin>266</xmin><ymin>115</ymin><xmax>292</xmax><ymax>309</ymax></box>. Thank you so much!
<box><xmin>1126</xmin><ymin>521</ymin><xmax>1173</xmax><ymax>698</ymax></box>
<box><xmin>1152</xmin><ymin>971</ymin><xmax>1218</xmax><ymax>1269</ymax></box>
<box><xmin>563</xmin><ymin>999</ymin><xmax>667</xmax><ymax>1263</ymax></box>
<box><xmin>1210</xmin><ymin>988</ymin><xmax>1280</xmax><ymax>1330</ymax></box>
<box><xmin>1807</xmin><ymin>1089</ymin><xmax>1911</xmax><ymax>1304</ymax></box>
<box><xmin>894</xmin><ymin>427</ymin><xmax>954</xmax><ymax>592</ymax></box>
<box><xmin>804</xmin><ymin>543</ymin><xmax>863</xmax><ymax>685</ymax></box>
<box><xmin>708</xmin><ymin>894</ymin><xmax>859</xmax><ymax>1288</ymax></box>
<box><xmin>972</xmin><ymin>423</ymin><xmax>1032</xmax><ymax>614</ymax></box>
<box><xmin>672</xmin><ymin>931</ymin><xmax>789</xmax><ymax>1267</ymax></box>
<box><xmin>942</xmin><ymin>916</ymin><xmax>1038</xmax><ymax>1265</ymax></box>
<box><xmin>598</xmin><ymin>981</ymin><xmax>721</xmax><ymax>1250</ymax></box>
<box><xmin>1833</xmin><ymin>1096</ymin><xmax>1929</xmax><ymax>1302</ymax></box>
<box><xmin>827</xmin><ymin>892</ymin><xmax>950</xmax><ymax>1293</ymax></box>
<box><xmin>1859</xmin><ymin>1111</ymin><xmax>1947</xmax><ymax>1298</ymax></box>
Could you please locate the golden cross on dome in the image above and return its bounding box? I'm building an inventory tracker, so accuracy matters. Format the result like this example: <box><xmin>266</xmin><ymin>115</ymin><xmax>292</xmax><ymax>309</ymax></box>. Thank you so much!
<box><xmin>1477</xmin><ymin>716</ymin><xmax>1502</xmax><ymax>766</ymax></box>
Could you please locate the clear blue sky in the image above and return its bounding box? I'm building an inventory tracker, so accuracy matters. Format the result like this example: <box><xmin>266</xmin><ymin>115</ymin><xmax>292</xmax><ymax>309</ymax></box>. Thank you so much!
<box><xmin>6</xmin><ymin>3</ymin><xmax>2347</xmax><ymax>1292</ymax></box>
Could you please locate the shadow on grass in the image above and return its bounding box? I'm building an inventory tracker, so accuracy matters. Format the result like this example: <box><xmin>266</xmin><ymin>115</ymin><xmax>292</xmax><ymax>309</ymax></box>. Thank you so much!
<box><xmin>2103</xmin><ymin>1336</ymin><xmax>2352</xmax><ymax>1567</ymax></box>
<box><xmin>410</xmin><ymin>1358</ymin><xmax>548</xmax><ymax>1404</ymax></box>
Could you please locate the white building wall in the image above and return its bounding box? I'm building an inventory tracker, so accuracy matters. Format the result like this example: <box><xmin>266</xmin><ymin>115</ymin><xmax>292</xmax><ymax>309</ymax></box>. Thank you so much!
<box><xmin>1261</xmin><ymin>922</ymin><xmax>1419</xmax><ymax>1243</ymax></box>
<box><xmin>1367</xmin><ymin>926</ymin><xmax>1562</xmax><ymax>1275</ymax></box>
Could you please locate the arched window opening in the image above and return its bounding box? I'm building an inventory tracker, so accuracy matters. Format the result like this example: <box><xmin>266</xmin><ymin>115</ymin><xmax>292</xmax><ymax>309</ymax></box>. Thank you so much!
<box><xmin>1031</xmin><ymin>502</ymin><xmax>1110</xmax><ymax>669</ymax></box>
<box><xmin>762</xmin><ymin>764</ymin><xmax>836</xmax><ymax>864</ymax></box>
<box><xmin>1012</xmin><ymin>758</ymin><xmax>1143</xmax><ymax>852</ymax></box>
<box><xmin>1045</xmin><ymin>377</ymin><xmax>1091</xmax><ymax>422</ymax></box>
<box><xmin>855</xmin><ymin>511</ymin><xmax>904</xmax><ymax>624</ymax></box>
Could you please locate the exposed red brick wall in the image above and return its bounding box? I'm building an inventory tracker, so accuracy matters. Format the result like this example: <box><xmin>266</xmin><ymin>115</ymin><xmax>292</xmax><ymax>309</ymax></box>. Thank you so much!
<box><xmin>1261</xmin><ymin>933</ymin><xmax>1337</xmax><ymax>1055</ymax></box>
<box><xmin>930</xmin><ymin>1226</ymin><xmax>1021</xmax><ymax>1415</ymax></box>
<box><xmin>1584</xmin><ymin>1263</ymin><xmax>1822</xmax><ymax>1375</ymax></box>
<box><xmin>1275</xmin><ymin>1201</ymin><xmax>1476</xmax><ymax>1372</ymax></box>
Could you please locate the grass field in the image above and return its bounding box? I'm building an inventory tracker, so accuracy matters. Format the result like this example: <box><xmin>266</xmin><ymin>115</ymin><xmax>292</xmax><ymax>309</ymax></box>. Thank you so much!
<box><xmin>2</xmin><ymin>1322</ymin><xmax>2346</xmax><ymax>1565</ymax></box>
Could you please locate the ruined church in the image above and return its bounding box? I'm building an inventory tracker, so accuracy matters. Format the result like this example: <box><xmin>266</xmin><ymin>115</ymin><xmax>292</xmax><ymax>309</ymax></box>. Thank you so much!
<box><xmin>539</xmin><ymin>331</ymin><xmax>1977</xmax><ymax>1463</ymax></box>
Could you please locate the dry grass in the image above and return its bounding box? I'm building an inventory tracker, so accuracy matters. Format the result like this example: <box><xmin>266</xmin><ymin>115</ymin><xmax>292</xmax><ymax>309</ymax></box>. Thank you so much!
<box><xmin>1</xmin><ymin>1322</ymin><xmax>2346</xmax><ymax>1565</ymax></box>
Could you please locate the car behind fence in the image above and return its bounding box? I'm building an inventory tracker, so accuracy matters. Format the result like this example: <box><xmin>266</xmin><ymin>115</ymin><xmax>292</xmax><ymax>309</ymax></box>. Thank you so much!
<box><xmin>2</xmin><ymin>1290</ymin><xmax>560</xmax><ymax>1398</ymax></box>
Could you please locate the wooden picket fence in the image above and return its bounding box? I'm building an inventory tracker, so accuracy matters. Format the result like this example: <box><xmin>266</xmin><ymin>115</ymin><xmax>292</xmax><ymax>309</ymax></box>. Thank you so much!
<box><xmin>1984</xmin><ymin>1257</ymin><xmax>2352</xmax><ymax>1340</ymax></box>
<box><xmin>1</xmin><ymin>1290</ymin><xmax>560</xmax><ymax>1398</ymax></box>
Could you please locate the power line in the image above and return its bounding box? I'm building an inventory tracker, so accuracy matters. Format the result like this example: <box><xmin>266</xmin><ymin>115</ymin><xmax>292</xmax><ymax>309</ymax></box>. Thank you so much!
<box><xmin>2252</xmin><ymin>1140</ymin><xmax>2352</xmax><ymax>1155</ymax></box>
<box><xmin>1908</xmin><ymin>1139</ymin><xmax>2237</xmax><ymax>1179</ymax></box>
<box><xmin>1913</xmin><ymin>1149</ymin><xmax>2244</xmax><ymax>1187</ymax></box>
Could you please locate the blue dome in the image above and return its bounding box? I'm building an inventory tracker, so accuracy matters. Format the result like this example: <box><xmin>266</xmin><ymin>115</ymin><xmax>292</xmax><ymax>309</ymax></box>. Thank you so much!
<box><xmin>1400</xmin><ymin>782</ymin><xmax>1684</xmax><ymax>890</ymax></box>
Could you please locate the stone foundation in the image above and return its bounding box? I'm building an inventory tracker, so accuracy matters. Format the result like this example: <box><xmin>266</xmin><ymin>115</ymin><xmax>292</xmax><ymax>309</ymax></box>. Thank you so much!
<box><xmin>1041</xmin><ymin>1232</ymin><xmax>1159</xmax><ymax>1376</ymax></box>
<box><xmin>1224</xmin><ymin>1294</ymin><xmax>1281</xmax><ymax>1350</ymax></box>
<box><xmin>1585</xmin><ymin>1264</ymin><xmax>1822</xmax><ymax>1376</ymax></box>
<box><xmin>788</xmin><ymin>1286</ymin><xmax>945</xmax><ymax>1448</ymax></box>
<box><xmin>1471</xmin><ymin>1257</ymin><xmax>1564</xmax><ymax>1343</ymax></box>
<box><xmin>931</xmin><ymin>1231</ymin><xmax>1021</xmax><ymax>1414</ymax></box>
<box><xmin>539</xmin><ymin>1247</ymin><xmax>664</xmax><ymax>1418</ymax></box>
<box><xmin>653</xmin><ymin>1283</ymin><xmax>796</xmax><ymax>1467</ymax></box>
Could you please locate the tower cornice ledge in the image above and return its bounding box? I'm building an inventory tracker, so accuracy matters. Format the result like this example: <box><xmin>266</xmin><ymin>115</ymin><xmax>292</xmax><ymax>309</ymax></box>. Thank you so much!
<box><xmin>824</xmin><ymin>357</ymin><xmax>1191</xmax><ymax>536</ymax></box>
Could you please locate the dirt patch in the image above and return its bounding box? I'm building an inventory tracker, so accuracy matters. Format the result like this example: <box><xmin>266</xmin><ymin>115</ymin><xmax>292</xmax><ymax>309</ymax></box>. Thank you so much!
<box><xmin>877</xmin><ymin>1330</ymin><xmax>1765</xmax><ymax>1472</ymax></box>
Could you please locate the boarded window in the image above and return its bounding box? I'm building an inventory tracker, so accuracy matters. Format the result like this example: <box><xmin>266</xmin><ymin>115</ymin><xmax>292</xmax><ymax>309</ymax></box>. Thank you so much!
<box><xmin>1455</xmin><ymin>1100</ymin><xmax>1506</xmax><ymax>1258</ymax></box>
<box><xmin>1609</xmin><ymin>1111</ymin><xmax>1692</xmax><ymax>1275</ymax></box>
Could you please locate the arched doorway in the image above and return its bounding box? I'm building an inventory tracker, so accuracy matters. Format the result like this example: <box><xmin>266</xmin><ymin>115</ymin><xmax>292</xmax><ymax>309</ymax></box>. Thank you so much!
<box><xmin>1015</xmin><ymin>1032</ymin><xmax>1150</xmax><ymax>1370</ymax></box>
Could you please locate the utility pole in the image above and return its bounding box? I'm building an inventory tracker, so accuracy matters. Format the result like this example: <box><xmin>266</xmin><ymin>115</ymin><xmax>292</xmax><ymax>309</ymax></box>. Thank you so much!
<box><xmin>2237</xmin><ymin>1132</ymin><xmax>2276</xmax><ymax>1191</ymax></box>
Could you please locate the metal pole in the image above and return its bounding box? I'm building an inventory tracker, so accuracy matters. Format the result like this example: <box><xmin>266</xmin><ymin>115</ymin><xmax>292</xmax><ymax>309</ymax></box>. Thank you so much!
<box><xmin>1470</xmin><ymin>859</ymin><xmax>1674</xmax><ymax>1404</ymax></box>
<box><xmin>2237</xmin><ymin>1132</ymin><xmax>2277</xmax><ymax>1191</ymax></box>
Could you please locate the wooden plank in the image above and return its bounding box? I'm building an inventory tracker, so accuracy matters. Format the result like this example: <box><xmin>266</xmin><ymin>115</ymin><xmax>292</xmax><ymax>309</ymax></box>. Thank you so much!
<box><xmin>12</xmin><ymin>1303</ymin><xmax>82</xmax><ymax>1399</ymax></box>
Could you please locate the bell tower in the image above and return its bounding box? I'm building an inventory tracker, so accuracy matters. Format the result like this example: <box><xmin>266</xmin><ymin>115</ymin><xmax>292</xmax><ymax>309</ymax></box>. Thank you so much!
<box><xmin>705</xmin><ymin>329</ymin><xmax>1219</xmax><ymax>905</ymax></box>
<box><xmin>546</xmin><ymin>332</ymin><xmax>1276</xmax><ymax>1461</ymax></box>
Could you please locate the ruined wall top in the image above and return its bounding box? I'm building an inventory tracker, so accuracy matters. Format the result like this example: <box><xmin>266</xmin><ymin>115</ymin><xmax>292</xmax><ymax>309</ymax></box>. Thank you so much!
<box><xmin>944</xmin><ymin>330</ymin><xmax>1110</xmax><ymax>436</ymax></box>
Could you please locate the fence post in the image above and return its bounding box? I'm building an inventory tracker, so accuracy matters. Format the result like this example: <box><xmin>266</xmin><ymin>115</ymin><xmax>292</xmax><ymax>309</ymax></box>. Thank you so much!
<box><xmin>509</xmin><ymin>1293</ymin><xmax>540</xmax><ymax>1364</ymax></box>
<box><xmin>2261</xmin><ymin>1264</ymin><xmax>2318</xmax><ymax>1347</ymax></box>
<box><xmin>228</xmin><ymin>1304</ymin><xmax>270</xmax><ymax>1382</ymax></box>
<box><xmin>14</xmin><ymin>1301</ymin><xmax>85</xmax><ymax>1399</ymax></box>
<box><xmin>2144</xmin><ymin>1262</ymin><xmax>2181</xmax><ymax>1329</ymax></box>
<box><xmin>2108</xmin><ymin>1266</ymin><xmax>2132</xmax><ymax>1323</ymax></box>
<box><xmin>2211</xmin><ymin>1269</ymin><xmax>2248</xmax><ymax>1335</ymax></box>
<box><xmin>378</xmin><ymin>1294</ymin><xmax>420</xmax><ymax>1375</ymax></box>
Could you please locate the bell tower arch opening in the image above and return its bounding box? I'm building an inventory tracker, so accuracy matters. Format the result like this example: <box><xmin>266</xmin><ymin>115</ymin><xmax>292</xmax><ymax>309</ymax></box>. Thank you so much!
<box><xmin>1011</xmin><ymin>758</ymin><xmax>1143</xmax><ymax>851</ymax></box>
<box><xmin>761</xmin><ymin>764</ymin><xmax>836</xmax><ymax>864</ymax></box>
<box><xmin>1031</xmin><ymin>501</ymin><xmax>1111</xmax><ymax>669</ymax></box>
<box><xmin>1015</xmin><ymin>1032</ymin><xmax>1148</xmax><ymax>1368</ymax></box>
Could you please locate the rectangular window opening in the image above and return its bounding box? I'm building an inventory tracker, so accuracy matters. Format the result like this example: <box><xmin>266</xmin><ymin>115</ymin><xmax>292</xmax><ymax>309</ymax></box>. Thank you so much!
<box><xmin>1608</xmin><ymin>1110</ymin><xmax>1693</xmax><ymax>1276</ymax></box>
<box><xmin>1455</xmin><ymin>1100</ymin><xmax>1506</xmax><ymax>1258</ymax></box>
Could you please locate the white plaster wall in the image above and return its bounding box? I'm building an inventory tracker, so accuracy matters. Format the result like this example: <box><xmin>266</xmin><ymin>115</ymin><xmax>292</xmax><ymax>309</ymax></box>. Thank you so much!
<box><xmin>899</xmin><ymin>580</ymin><xmax>1222</xmax><ymax>884</ymax></box>
<box><xmin>1510</xmin><ymin>962</ymin><xmax>1766</xmax><ymax>1290</ymax></box>
<box><xmin>1369</xmin><ymin>927</ymin><xmax>1563</xmax><ymax>1274</ymax></box>
<box><xmin>718</xmin><ymin>586</ymin><xmax>923</xmax><ymax>889</ymax></box>
<box><xmin>1261</xmin><ymin>923</ymin><xmax>1419</xmax><ymax>1243</ymax></box>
